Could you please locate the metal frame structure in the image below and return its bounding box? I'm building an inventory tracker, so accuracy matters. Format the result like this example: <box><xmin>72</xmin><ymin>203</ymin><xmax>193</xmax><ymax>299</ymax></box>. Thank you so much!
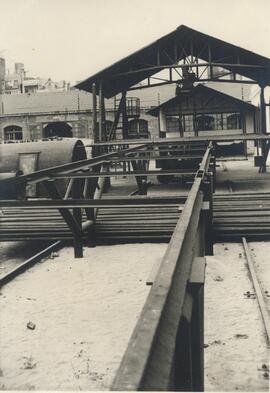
<box><xmin>2</xmin><ymin>25</ymin><xmax>270</xmax><ymax>391</ymax></box>
<box><xmin>112</xmin><ymin>145</ymin><xmax>213</xmax><ymax>391</ymax></box>
<box><xmin>75</xmin><ymin>25</ymin><xmax>270</xmax><ymax>171</ymax></box>
<box><xmin>0</xmin><ymin>139</ymin><xmax>214</xmax><ymax>253</ymax></box>
<box><xmin>0</xmin><ymin>140</ymin><xmax>214</xmax><ymax>391</ymax></box>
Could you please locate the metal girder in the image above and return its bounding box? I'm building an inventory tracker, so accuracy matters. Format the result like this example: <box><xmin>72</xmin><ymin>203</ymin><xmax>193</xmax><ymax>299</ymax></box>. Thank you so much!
<box><xmin>0</xmin><ymin>143</ymin><xmax>149</xmax><ymax>188</ymax></box>
<box><xmin>112</xmin><ymin>179</ymin><xmax>206</xmax><ymax>391</ymax></box>
<box><xmin>0</xmin><ymin>196</ymin><xmax>188</xmax><ymax>209</ymax></box>
<box><xmin>111</xmin><ymin>146</ymin><xmax>213</xmax><ymax>391</ymax></box>
<box><xmin>92</xmin><ymin>133</ymin><xmax>270</xmax><ymax>147</ymax></box>
<box><xmin>49</xmin><ymin>169</ymin><xmax>197</xmax><ymax>179</ymax></box>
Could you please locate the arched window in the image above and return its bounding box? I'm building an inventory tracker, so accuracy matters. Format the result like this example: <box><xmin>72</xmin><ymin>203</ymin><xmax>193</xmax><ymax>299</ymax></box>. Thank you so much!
<box><xmin>43</xmin><ymin>122</ymin><xmax>73</xmax><ymax>138</ymax></box>
<box><xmin>227</xmin><ymin>113</ymin><xmax>242</xmax><ymax>129</ymax></box>
<box><xmin>195</xmin><ymin>115</ymin><xmax>215</xmax><ymax>131</ymax></box>
<box><xmin>128</xmin><ymin>119</ymin><xmax>149</xmax><ymax>138</ymax></box>
<box><xmin>4</xmin><ymin>125</ymin><xmax>23</xmax><ymax>141</ymax></box>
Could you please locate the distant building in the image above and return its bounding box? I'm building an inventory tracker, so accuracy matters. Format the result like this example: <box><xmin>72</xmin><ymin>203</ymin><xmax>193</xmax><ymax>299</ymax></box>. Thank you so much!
<box><xmin>148</xmin><ymin>84</ymin><xmax>258</xmax><ymax>155</ymax></box>
<box><xmin>0</xmin><ymin>58</ymin><xmax>71</xmax><ymax>94</ymax></box>
<box><xmin>0</xmin><ymin>90</ymin><xmax>158</xmax><ymax>142</ymax></box>
<box><xmin>0</xmin><ymin>78</ymin><xmax>255</xmax><ymax>144</ymax></box>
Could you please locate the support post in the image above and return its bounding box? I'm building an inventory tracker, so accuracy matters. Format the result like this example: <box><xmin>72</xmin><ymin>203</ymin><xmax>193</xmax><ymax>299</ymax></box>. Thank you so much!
<box><xmin>122</xmin><ymin>91</ymin><xmax>128</xmax><ymax>139</ymax></box>
<box><xmin>260</xmin><ymin>85</ymin><xmax>267</xmax><ymax>172</ymax></box>
<box><xmin>92</xmin><ymin>83</ymin><xmax>98</xmax><ymax>143</ymax></box>
<box><xmin>99</xmin><ymin>82</ymin><xmax>103</xmax><ymax>142</ymax></box>
<box><xmin>72</xmin><ymin>177</ymin><xmax>84</xmax><ymax>257</ymax></box>
<box><xmin>43</xmin><ymin>180</ymin><xmax>83</xmax><ymax>258</ymax></box>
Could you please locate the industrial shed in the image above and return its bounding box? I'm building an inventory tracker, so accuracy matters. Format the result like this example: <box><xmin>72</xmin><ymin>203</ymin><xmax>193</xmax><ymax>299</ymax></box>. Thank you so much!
<box><xmin>148</xmin><ymin>84</ymin><xmax>258</xmax><ymax>155</ymax></box>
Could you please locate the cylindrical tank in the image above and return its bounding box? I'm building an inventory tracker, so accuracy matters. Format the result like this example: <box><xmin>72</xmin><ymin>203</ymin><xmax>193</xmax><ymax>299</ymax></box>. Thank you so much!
<box><xmin>0</xmin><ymin>139</ymin><xmax>87</xmax><ymax>198</ymax></box>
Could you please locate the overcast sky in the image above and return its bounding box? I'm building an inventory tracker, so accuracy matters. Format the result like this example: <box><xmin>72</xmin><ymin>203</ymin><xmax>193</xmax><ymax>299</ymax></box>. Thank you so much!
<box><xmin>1</xmin><ymin>0</ymin><xmax>270</xmax><ymax>84</ymax></box>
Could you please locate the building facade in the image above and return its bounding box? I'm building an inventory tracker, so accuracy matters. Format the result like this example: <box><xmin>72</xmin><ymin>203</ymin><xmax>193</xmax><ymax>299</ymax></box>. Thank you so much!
<box><xmin>148</xmin><ymin>84</ymin><xmax>258</xmax><ymax>154</ymax></box>
<box><xmin>0</xmin><ymin>90</ymin><xmax>159</xmax><ymax>142</ymax></box>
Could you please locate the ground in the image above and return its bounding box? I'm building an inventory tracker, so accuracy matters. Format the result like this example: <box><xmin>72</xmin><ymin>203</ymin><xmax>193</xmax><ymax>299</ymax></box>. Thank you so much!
<box><xmin>0</xmin><ymin>157</ymin><xmax>270</xmax><ymax>391</ymax></box>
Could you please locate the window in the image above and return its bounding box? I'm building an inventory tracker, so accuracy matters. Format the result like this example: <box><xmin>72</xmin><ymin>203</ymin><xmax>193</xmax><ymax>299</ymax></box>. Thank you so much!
<box><xmin>183</xmin><ymin>115</ymin><xmax>194</xmax><ymax>132</ymax></box>
<box><xmin>165</xmin><ymin>112</ymin><xmax>243</xmax><ymax>133</ymax></box>
<box><xmin>128</xmin><ymin>119</ymin><xmax>149</xmax><ymax>138</ymax></box>
<box><xmin>227</xmin><ymin>113</ymin><xmax>242</xmax><ymax>129</ymax></box>
<box><xmin>196</xmin><ymin>115</ymin><xmax>215</xmax><ymax>131</ymax></box>
<box><xmin>4</xmin><ymin>125</ymin><xmax>23</xmax><ymax>141</ymax></box>
<box><xmin>166</xmin><ymin>116</ymin><xmax>183</xmax><ymax>133</ymax></box>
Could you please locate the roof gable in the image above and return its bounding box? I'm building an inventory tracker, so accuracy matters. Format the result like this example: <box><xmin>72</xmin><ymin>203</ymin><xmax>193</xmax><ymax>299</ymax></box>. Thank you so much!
<box><xmin>147</xmin><ymin>84</ymin><xmax>256</xmax><ymax>116</ymax></box>
<box><xmin>75</xmin><ymin>25</ymin><xmax>270</xmax><ymax>98</ymax></box>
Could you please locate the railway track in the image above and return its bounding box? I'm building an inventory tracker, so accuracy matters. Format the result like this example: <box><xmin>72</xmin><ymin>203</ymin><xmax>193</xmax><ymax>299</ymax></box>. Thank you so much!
<box><xmin>0</xmin><ymin>241</ymin><xmax>63</xmax><ymax>288</ymax></box>
<box><xmin>0</xmin><ymin>182</ymin><xmax>141</xmax><ymax>288</ymax></box>
<box><xmin>242</xmin><ymin>238</ymin><xmax>270</xmax><ymax>346</ymax></box>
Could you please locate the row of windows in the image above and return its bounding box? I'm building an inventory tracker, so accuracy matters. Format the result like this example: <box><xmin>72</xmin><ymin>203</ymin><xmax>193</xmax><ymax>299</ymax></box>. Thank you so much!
<box><xmin>2</xmin><ymin>119</ymin><xmax>149</xmax><ymax>141</ymax></box>
<box><xmin>166</xmin><ymin>113</ymin><xmax>243</xmax><ymax>133</ymax></box>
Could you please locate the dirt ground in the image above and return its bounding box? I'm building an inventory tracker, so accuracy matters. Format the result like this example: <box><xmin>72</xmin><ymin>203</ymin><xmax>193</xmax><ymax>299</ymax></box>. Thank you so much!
<box><xmin>205</xmin><ymin>242</ymin><xmax>269</xmax><ymax>392</ymax></box>
<box><xmin>0</xmin><ymin>157</ymin><xmax>270</xmax><ymax>391</ymax></box>
<box><xmin>0</xmin><ymin>243</ymin><xmax>167</xmax><ymax>390</ymax></box>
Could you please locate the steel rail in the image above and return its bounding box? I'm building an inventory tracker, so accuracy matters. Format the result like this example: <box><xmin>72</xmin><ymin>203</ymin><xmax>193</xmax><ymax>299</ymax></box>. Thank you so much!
<box><xmin>49</xmin><ymin>169</ymin><xmax>197</xmax><ymax>179</ymax></box>
<box><xmin>0</xmin><ymin>241</ymin><xmax>63</xmax><ymax>287</ymax></box>
<box><xmin>242</xmin><ymin>238</ymin><xmax>270</xmax><ymax>344</ymax></box>
<box><xmin>0</xmin><ymin>197</ymin><xmax>187</xmax><ymax>209</ymax></box>
<box><xmin>0</xmin><ymin>143</ymin><xmax>149</xmax><ymax>187</ymax></box>
<box><xmin>112</xmin><ymin>178</ymin><xmax>205</xmax><ymax>391</ymax></box>
<box><xmin>112</xmin><ymin>145</ymin><xmax>212</xmax><ymax>391</ymax></box>
<box><xmin>91</xmin><ymin>133</ymin><xmax>270</xmax><ymax>147</ymax></box>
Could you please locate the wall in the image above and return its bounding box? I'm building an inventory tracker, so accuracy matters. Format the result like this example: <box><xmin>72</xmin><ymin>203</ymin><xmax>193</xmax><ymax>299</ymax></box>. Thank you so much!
<box><xmin>0</xmin><ymin>109</ymin><xmax>157</xmax><ymax>142</ymax></box>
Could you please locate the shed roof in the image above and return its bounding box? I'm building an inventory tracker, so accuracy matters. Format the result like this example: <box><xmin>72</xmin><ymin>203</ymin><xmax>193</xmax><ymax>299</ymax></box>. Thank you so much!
<box><xmin>75</xmin><ymin>25</ymin><xmax>270</xmax><ymax>98</ymax></box>
<box><xmin>147</xmin><ymin>84</ymin><xmax>256</xmax><ymax>116</ymax></box>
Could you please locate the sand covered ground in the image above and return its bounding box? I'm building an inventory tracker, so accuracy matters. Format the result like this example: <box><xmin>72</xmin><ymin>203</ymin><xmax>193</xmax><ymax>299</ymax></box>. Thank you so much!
<box><xmin>205</xmin><ymin>243</ymin><xmax>269</xmax><ymax>392</ymax></box>
<box><xmin>0</xmin><ymin>157</ymin><xmax>270</xmax><ymax>390</ymax></box>
<box><xmin>0</xmin><ymin>243</ymin><xmax>167</xmax><ymax>390</ymax></box>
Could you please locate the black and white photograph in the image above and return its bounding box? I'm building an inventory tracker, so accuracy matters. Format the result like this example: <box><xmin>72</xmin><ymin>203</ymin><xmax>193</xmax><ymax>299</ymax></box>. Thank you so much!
<box><xmin>0</xmin><ymin>0</ymin><xmax>269</xmax><ymax>391</ymax></box>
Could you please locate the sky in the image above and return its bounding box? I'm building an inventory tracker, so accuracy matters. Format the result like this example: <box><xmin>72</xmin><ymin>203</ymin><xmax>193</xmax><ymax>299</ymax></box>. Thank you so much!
<box><xmin>0</xmin><ymin>0</ymin><xmax>270</xmax><ymax>84</ymax></box>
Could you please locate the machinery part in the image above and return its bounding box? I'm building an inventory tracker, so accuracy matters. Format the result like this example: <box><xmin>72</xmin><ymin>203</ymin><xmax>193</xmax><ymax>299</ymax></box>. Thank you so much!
<box><xmin>0</xmin><ymin>139</ymin><xmax>87</xmax><ymax>198</ymax></box>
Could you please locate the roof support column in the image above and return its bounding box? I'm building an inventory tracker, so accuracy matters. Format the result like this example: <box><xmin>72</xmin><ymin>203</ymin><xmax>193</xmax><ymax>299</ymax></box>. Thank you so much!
<box><xmin>260</xmin><ymin>85</ymin><xmax>267</xmax><ymax>135</ymax></box>
<box><xmin>99</xmin><ymin>81</ymin><xmax>104</xmax><ymax>142</ymax></box>
<box><xmin>92</xmin><ymin>83</ymin><xmax>98</xmax><ymax>143</ymax></box>
<box><xmin>259</xmin><ymin>85</ymin><xmax>267</xmax><ymax>172</ymax></box>
<box><xmin>122</xmin><ymin>91</ymin><xmax>128</xmax><ymax>139</ymax></box>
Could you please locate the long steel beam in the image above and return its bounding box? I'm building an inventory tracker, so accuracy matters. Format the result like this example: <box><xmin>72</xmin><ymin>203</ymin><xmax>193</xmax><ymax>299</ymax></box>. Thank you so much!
<box><xmin>49</xmin><ymin>170</ymin><xmax>196</xmax><ymax>179</ymax></box>
<box><xmin>111</xmin><ymin>146</ymin><xmax>212</xmax><ymax>391</ymax></box>
<box><xmin>93</xmin><ymin>133</ymin><xmax>270</xmax><ymax>147</ymax></box>
<box><xmin>0</xmin><ymin>196</ymin><xmax>188</xmax><ymax>209</ymax></box>
<box><xmin>112</xmin><ymin>181</ymin><xmax>205</xmax><ymax>390</ymax></box>
<box><xmin>0</xmin><ymin>143</ymin><xmax>149</xmax><ymax>188</ymax></box>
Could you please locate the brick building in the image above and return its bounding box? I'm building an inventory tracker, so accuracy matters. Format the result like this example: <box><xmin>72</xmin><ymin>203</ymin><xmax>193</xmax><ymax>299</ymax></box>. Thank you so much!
<box><xmin>0</xmin><ymin>83</ymin><xmax>254</xmax><ymax>142</ymax></box>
